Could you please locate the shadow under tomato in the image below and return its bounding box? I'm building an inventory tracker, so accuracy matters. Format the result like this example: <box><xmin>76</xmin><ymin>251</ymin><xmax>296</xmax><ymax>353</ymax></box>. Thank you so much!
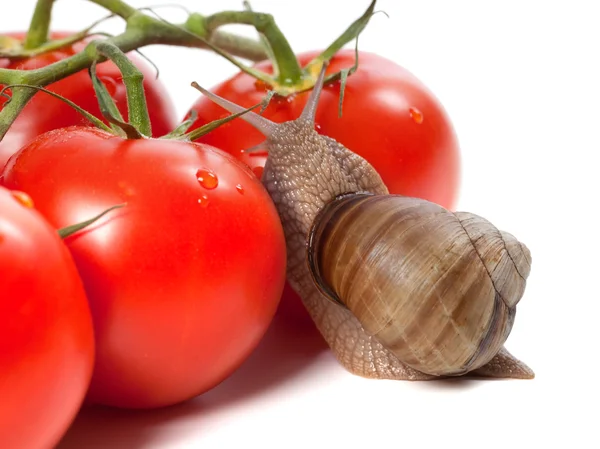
<box><xmin>56</xmin><ymin>303</ymin><xmax>328</xmax><ymax>449</ymax></box>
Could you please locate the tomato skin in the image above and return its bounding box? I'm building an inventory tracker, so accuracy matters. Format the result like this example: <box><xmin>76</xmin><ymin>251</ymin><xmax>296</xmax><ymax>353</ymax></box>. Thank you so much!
<box><xmin>1</xmin><ymin>127</ymin><xmax>287</xmax><ymax>409</ymax></box>
<box><xmin>0</xmin><ymin>187</ymin><xmax>95</xmax><ymax>449</ymax></box>
<box><xmin>0</xmin><ymin>32</ymin><xmax>177</xmax><ymax>170</ymax></box>
<box><xmin>186</xmin><ymin>50</ymin><xmax>461</xmax><ymax>209</ymax></box>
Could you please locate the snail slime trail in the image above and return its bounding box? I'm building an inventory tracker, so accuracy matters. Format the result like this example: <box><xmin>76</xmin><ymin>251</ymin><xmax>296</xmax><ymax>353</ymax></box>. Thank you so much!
<box><xmin>192</xmin><ymin>64</ymin><xmax>534</xmax><ymax>381</ymax></box>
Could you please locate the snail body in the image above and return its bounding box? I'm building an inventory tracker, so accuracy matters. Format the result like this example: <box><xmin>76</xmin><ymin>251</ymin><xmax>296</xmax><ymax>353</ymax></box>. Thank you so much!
<box><xmin>194</xmin><ymin>66</ymin><xmax>534</xmax><ymax>380</ymax></box>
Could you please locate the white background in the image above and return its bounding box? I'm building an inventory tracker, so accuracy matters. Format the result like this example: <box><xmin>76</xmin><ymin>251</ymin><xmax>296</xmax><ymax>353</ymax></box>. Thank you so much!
<box><xmin>3</xmin><ymin>1</ymin><xmax>599</xmax><ymax>448</ymax></box>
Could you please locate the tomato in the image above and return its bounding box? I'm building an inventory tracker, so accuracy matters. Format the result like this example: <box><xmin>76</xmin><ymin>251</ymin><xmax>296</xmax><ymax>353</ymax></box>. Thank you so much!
<box><xmin>0</xmin><ymin>186</ymin><xmax>95</xmax><ymax>449</ymax></box>
<box><xmin>1</xmin><ymin>126</ymin><xmax>287</xmax><ymax>409</ymax></box>
<box><xmin>0</xmin><ymin>32</ymin><xmax>177</xmax><ymax>170</ymax></box>
<box><xmin>186</xmin><ymin>50</ymin><xmax>461</xmax><ymax>326</ymax></box>
<box><xmin>186</xmin><ymin>49</ymin><xmax>460</xmax><ymax>209</ymax></box>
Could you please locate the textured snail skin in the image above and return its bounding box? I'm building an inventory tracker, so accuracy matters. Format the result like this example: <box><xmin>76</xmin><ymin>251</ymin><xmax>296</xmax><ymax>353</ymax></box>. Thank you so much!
<box><xmin>193</xmin><ymin>67</ymin><xmax>534</xmax><ymax>380</ymax></box>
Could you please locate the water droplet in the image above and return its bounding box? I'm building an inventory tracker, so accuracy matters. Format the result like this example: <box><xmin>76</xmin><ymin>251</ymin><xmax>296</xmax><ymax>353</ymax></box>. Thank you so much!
<box><xmin>409</xmin><ymin>107</ymin><xmax>424</xmax><ymax>124</ymax></box>
<box><xmin>252</xmin><ymin>166</ymin><xmax>264</xmax><ymax>179</ymax></box>
<box><xmin>236</xmin><ymin>184</ymin><xmax>244</xmax><ymax>195</ymax></box>
<box><xmin>315</xmin><ymin>123</ymin><xmax>322</xmax><ymax>131</ymax></box>
<box><xmin>198</xmin><ymin>194</ymin><xmax>209</xmax><ymax>207</ymax></box>
<box><xmin>11</xmin><ymin>190</ymin><xmax>34</xmax><ymax>209</ymax></box>
<box><xmin>196</xmin><ymin>168</ymin><xmax>219</xmax><ymax>190</ymax></box>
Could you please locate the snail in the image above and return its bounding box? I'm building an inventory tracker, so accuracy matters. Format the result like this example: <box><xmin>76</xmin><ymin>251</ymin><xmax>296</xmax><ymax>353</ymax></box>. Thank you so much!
<box><xmin>192</xmin><ymin>64</ymin><xmax>534</xmax><ymax>380</ymax></box>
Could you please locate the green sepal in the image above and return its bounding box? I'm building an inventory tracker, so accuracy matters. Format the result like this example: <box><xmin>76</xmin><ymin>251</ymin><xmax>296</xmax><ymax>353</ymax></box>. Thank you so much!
<box><xmin>0</xmin><ymin>83</ymin><xmax>112</xmax><ymax>132</ymax></box>
<box><xmin>161</xmin><ymin>109</ymin><xmax>198</xmax><ymax>139</ymax></box>
<box><xmin>58</xmin><ymin>204</ymin><xmax>126</xmax><ymax>239</ymax></box>
<box><xmin>183</xmin><ymin>82</ymin><xmax>273</xmax><ymax>141</ymax></box>
<box><xmin>89</xmin><ymin>61</ymin><xmax>143</xmax><ymax>139</ymax></box>
<box><xmin>303</xmin><ymin>0</ymin><xmax>376</xmax><ymax>73</ymax></box>
<box><xmin>334</xmin><ymin>38</ymin><xmax>361</xmax><ymax>118</ymax></box>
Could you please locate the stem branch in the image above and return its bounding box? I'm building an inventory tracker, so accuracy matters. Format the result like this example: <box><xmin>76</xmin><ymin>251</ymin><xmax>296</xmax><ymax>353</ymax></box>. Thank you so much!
<box><xmin>0</xmin><ymin>8</ymin><xmax>269</xmax><ymax>142</ymax></box>
<box><xmin>24</xmin><ymin>0</ymin><xmax>55</xmax><ymax>49</ymax></box>
<box><xmin>204</xmin><ymin>10</ymin><xmax>303</xmax><ymax>85</ymax></box>
<box><xmin>87</xmin><ymin>0</ymin><xmax>138</xmax><ymax>19</ymax></box>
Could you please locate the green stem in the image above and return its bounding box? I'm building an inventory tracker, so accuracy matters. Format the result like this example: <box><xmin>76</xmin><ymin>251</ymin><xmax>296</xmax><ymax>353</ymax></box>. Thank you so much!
<box><xmin>0</xmin><ymin>69</ymin><xmax>25</xmax><ymax>84</ymax></box>
<box><xmin>24</xmin><ymin>0</ymin><xmax>55</xmax><ymax>49</ymax></box>
<box><xmin>204</xmin><ymin>10</ymin><xmax>303</xmax><ymax>85</ymax></box>
<box><xmin>0</xmin><ymin>10</ymin><xmax>267</xmax><ymax>142</ymax></box>
<box><xmin>87</xmin><ymin>0</ymin><xmax>138</xmax><ymax>19</ymax></box>
<box><xmin>181</xmin><ymin>14</ymin><xmax>272</xmax><ymax>85</ymax></box>
<box><xmin>304</xmin><ymin>0</ymin><xmax>377</xmax><ymax>73</ymax></box>
<box><xmin>93</xmin><ymin>41</ymin><xmax>151</xmax><ymax>136</ymax></box>
<box><xmin>1</xmin><ymin>0</ymin><xmax>274</xmax><ymax>143</ymax></box>
<box><xmin>202</xmin><ymin>29</ymin><xmax>266</xmax><ymax>63</ymax></box>
<box><xmin>242</xmin><ymin>1</ymin><xmax>276</xmax><ymax>66</ymax></box>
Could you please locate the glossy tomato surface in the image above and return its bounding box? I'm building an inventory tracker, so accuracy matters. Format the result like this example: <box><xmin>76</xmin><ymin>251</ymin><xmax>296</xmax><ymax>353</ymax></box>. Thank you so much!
<box><xmin>0</xmin><ymin>187</ymin><xmax>95</xmax><ymax>449</ymax></box>
<box><xmin>0</xmin><ymin>32</ymin><xmax>177</xmax><ymax>170</ymax></box>
<box><xmin>1</xmin><ymin>127</ymin><xmax>287</xmax><ymax>409</ymax></box>
<box><xmin>186</xmin><ymin>49</ymin><xmax>461</xmax><ymax>210</ymax></box>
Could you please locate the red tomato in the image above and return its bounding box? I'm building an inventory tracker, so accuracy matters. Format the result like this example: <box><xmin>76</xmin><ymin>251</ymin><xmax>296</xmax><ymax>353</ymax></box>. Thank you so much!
<box><xmin>0</xmin><ymin>187</ymin><xmax>95</xmax><ymax>449</ymax></box>
<box><xmin>0</xmin><ymin>32</ymin><xmax>177</xmax><ymax>170</ymax></box>
<box><xmin>186</xmin><ymin>50</ymin><xmax>460</xmax><ymax>209</ymax></box>
<box><xmin>1</xmin><ymin>126</ymin><xmax>287</xmax><ymax>409</ymax></box>
<box><xmin>186</xmin><ymin>50</ymin><xmax>461</xmax><ymax>326</ymax></box>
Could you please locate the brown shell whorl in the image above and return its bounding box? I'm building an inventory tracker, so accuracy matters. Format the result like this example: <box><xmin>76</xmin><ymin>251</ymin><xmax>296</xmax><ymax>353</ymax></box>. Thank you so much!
<box><xmin>308</xmin><ymin>194</ymin><xmax>531</xmax><ymax>377</ymax></box>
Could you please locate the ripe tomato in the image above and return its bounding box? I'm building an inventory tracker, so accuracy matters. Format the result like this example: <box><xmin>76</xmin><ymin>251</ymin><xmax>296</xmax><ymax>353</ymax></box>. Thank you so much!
<box><xmin>186</xmin><ymin>49</ymin><xmax>460</xmax><ymax>209</ymax></box>
<box><xmin>0</xmin><ymin>32</ymin><xmax>177</xmax><ymax>170</ymax></box>
<box><xmin>0</xmin><ymin>186</ymin><xmax>95</xmax><ymax>449</ymax></box>
<box><xmin>1</xmin><ymin>126</ymin><xmax>287</xmax><ymax>409</ymax></box>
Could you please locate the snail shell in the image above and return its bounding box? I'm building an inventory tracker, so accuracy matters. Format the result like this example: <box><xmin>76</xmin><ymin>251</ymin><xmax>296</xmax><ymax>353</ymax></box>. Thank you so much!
<box><xmin>308</xmin><ymin>193</ymin><xmax>531</xmax><ymax>376</ymax></box>
<box><xmin>193</xmin><ymin>63</ymin><xmax>534</xmax><ymax>380</ymax></box>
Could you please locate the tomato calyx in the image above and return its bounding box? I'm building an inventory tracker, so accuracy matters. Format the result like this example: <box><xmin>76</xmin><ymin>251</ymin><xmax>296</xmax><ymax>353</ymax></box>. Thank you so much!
<box><xmin>0</xmin><ymin>46</ymin><xmax>271</xmax><ymax>145</ymax></box>
<box><xmin>202</xmin><ymin>0</ymin><xmax>379</xmax><ymax>98</ymax></box>
<box><xmin>0</xmin><ymin>40</ymin><xmax>150</xmax><ymax>140</ymax></box>
<box><xmin>87</xmin><ymin>41</ymin><xmax>153</xmax><ymax>139</ymax></box>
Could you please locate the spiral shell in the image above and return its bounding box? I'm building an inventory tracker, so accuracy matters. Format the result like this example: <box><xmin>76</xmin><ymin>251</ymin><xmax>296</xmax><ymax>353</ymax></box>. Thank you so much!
<box><xmin>308</xmin><ymin>193</ymin><xmax>532</xmax><ymax>376</ymax></box>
